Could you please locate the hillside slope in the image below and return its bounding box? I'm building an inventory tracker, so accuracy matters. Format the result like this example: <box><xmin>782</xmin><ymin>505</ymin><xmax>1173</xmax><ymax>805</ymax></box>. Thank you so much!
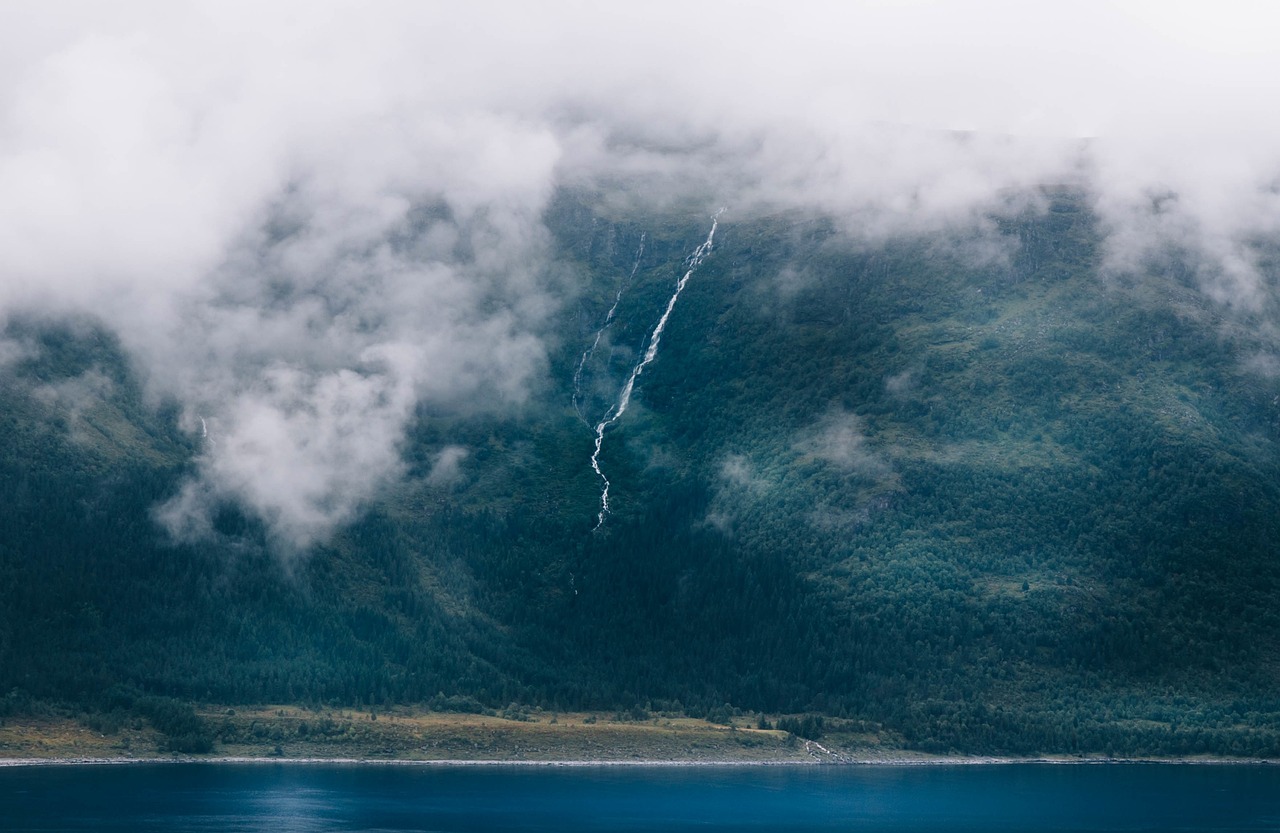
<box><xmin>2</xmin><ymin>187</ymin><xmax>1279</xmax><ymax>756</ymax></box>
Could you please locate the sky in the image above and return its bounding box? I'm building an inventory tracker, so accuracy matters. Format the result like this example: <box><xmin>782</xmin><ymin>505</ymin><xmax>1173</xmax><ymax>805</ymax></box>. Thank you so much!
<box><xmin>2</xmin><ymin>0</ymin><xmax>1279</xmax><ymax>548</ymax></box>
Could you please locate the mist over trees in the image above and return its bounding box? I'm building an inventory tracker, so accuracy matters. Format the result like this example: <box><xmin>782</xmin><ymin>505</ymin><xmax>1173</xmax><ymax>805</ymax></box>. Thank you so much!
<box><xmin>4</xmin><ymin>2</ymin><xmax>1280</xmax><ymax>757</ymax></box>
<box><xmin>3</xmin><ymin>186</ymin><xmax>1280</xmax><ymax>756</ymax></box>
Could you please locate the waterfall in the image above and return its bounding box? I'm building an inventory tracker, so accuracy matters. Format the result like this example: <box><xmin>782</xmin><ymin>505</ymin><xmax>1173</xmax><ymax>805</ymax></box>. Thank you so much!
<box><xmin>589</xmin><ymin>210</ymin><xmax>723</xmax><ymax>529</ymax></box>
<box><xmin>572</xmin><ymin>233</ymin><xmax>646</xmax><ymax>426</ymax></box>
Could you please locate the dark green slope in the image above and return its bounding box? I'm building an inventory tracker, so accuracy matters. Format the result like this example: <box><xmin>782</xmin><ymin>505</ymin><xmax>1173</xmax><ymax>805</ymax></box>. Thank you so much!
<box><xmin>0</xmin><ymin>322</ymin><xmax>522</xmax><ymax>709</ymax></box>
<box><xmin>2</xmin><ymin>188</ymin><xmax>1279</xmax><ymax>755</ymax></box>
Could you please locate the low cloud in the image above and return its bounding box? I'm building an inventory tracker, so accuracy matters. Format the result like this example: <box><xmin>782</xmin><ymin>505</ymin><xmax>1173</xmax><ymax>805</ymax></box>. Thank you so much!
<box><xmin>146</xmin><ymin>194</ymin><xmax>553</xmax><ymax>549</ymax></box>
<box><xmin>5</xmin><ymin>1</ymin><xmax>1280</xmax><ymax>548</ymax></box>
<box><xmin>795</xmin><ymin>410</ymin><xmax>891</xmax><ymax>479</ymax></box>
<box><xmin>426</xmin><ymin>445</ymin><xmax>470</xmax><ymax>488</ymax></box>
<box><xmin>32</xmin><ymin>368</ymin><xmax>115</xmax><ymax>447</ymax></box>
<box><xmin>885</xmin><ymin>370</ymin><xmax>916</xmax><ymax>397</ymax></box>
<box><xmin>0</xmin><ymin>336</ymin><xmax>34</xmax><ymax>371</ymax></box>
<box><xmin>719</xmin><ymin>454</ymin><xmax>771</xmax><ymax>495</ymax></box>
<box><xmin>1242</xmin><ymin>352</ymin><xmax>1280</xmax><ymax>380</ymax></box>
<box><xmin>703</xmin><ymin>453</ymin><xmax>773</xmax><ymax>536</ymax></box>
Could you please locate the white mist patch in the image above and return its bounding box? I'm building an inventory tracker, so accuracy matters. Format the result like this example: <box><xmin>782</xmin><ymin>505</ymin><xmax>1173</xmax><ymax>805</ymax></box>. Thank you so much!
<box><xmin>5</xmin><ymin>2</ymin><xmax>1280</xmax><ymax>551</ymax></box>
<box><xmin>791</xmin><ymin>409</ymin><xmax>900</xmax><ymax>534</ymax></box>
<box><xmin>702</xmin><ymin>452</ymin><xmax>773</xmax><ymax>537</ymax></box>
<box><xmin>718</xmin><ymin>454</ymin><xmax>771</xmax><ymax>495</ymax></box>
<box><xmin>572</xmin><ymin>232</ymin><xmax>646</xmax><ymax>426</ymax></box>
<box><xmin>589</xmin><ymin>212</ymin><xmax>721</xmax><ymax>529</ymax></box>
<box><xmin>1093</xmin><ymin>179</ymin><xmax>1280</xmax><ymax>311</ymax></box>
<box><xmin>1243</xmin><ymin>353</ymin><xmax>1280</xmax><ymax>380</ymax></box>
<box><xmin>0</xmin><ymin>9</ymin><xmax>565</xmax><ymax>552</ymax></box>
<box><xmin>0</xmin><ymin>337</ymin><xmax>34</xmax><ymax>371</ymax></box>
<box><xmin>32</xmin><ymin>367</ymin><xmax>113</xmax><ymax>409</ymax></box>
<box><xmin>145</xmin><ymin>176</ymin><xmax>556</xmax><ymax>550</ymax></box>
<box><xmin>884</xmin><ymin>369</ymin><xmax>916</xmax><ymax>396</ymax></box>
<box><xmin>796</xmin><ymin>410</ymin><xmax>891</xmax><ymax>478</ymax></box>
<box><xmin>427</xmin><ymin>445</ymin><xmax>470</xmax><ymax>488</ymax></box>
<box><xmin>158</xmin><ymin>361</ymin><xmax>418</xmax><ymax>547</ymax></box>
<box><xmin>31</xmin><ymin>368</ymin><xmax>115</xmax><ymax>447</ymax></box>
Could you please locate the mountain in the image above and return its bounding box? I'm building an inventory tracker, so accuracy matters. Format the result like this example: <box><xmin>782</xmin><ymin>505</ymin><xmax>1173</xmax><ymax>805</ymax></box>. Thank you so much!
<box><xmin>2</xmin><ymin>186</ymin><xmax>1279</xmax><ymax>757</ymax></box>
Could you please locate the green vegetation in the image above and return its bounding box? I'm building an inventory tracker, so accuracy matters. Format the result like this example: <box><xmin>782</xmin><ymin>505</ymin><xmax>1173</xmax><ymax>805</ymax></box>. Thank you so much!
<box><xmin>0</xmin><ymin>705</ymin><xmax>897</xmax><ymax>763</ymax></box>
<box><xmin>2</xmin><ymin>188</ymin><xmax>1279</xmax><ymax>758</ymax></box>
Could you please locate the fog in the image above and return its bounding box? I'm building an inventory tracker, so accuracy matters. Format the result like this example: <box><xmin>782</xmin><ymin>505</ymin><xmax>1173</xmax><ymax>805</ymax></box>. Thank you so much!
<box><xmin>3</xmin><ymin>0</ymin><xmax>1279</xmax><ymax>547</ymax></box>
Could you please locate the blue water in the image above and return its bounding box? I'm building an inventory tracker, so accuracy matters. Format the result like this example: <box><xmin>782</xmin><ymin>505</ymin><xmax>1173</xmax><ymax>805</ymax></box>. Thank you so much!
<box><xmin>2</xmin><ymin>763</ymin><xmax>1278</xmax><ymax>832</ymax></box>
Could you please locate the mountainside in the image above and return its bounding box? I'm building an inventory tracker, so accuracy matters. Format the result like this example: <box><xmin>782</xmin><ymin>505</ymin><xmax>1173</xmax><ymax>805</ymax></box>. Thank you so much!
<box><xmin>3</xmin><ymin>186</ymin><xmax>1280</xmax><ymax>757</ymax></box>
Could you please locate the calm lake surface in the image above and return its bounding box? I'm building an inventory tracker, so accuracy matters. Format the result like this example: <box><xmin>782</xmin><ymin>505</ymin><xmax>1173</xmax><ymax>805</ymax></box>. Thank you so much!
<box><xmin>2</xmin><ymin>762</ymin><xmax>1278</xmax><ymax>832</ymax></box>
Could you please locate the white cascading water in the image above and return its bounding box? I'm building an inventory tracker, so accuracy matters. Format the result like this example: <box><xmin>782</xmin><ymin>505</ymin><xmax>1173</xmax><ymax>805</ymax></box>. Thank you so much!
<box><xmin>572</xmin><ymin>233</ymin><xmax>646</xmax><ymax>426</ymax></box>
<box><xmin>589</xmin><ymin>210</ymin><xmax>723</xmax><ymax>530</ymax></box>
<box><xmin>197</xmin><ymin>415</ymin><xmax>215</xmax><ymax>449</ymax></box>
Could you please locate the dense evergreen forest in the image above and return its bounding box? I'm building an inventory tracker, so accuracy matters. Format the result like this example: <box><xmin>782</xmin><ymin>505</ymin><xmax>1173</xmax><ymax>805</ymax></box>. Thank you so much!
<box><xmin>3</xmin><ymin>187</ymin><xmax>1279</xmax><ymax>757</ymax></box>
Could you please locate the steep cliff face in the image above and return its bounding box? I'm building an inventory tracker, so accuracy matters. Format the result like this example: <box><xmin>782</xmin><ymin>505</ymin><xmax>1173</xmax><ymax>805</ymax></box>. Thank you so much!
<box><xmin>3</xmin><ymin>187</ymin><xmax>1279</xmax><ymax>756</ymax></box>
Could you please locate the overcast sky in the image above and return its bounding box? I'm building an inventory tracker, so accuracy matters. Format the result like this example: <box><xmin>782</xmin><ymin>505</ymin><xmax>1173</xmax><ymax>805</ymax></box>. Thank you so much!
<box><xmin>3</xmin><ymin>1</ymin><xmax>1279</xmax><ymax>548</ymax></box>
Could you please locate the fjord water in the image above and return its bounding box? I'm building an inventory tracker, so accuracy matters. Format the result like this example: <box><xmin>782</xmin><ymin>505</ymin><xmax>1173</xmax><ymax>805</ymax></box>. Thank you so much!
<box><xmin>2</xmin><ymin>763</ymin><xmax>1278</xmax><ymax>832</ymax></box>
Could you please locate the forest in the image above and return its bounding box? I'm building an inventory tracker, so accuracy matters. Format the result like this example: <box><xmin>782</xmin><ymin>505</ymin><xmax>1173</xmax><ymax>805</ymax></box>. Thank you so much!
<box><xmin>2</xmin><ymin>187</ymin><xmax>1279</xmax><ymax>757</ymax></box>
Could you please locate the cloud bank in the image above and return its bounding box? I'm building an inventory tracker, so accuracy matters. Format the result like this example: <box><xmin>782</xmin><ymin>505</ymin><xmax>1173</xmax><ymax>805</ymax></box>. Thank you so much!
<box><xmin>4</xmin><ymin>0</ymin><xmax>1280</xmax><ymax>547</ymax></box>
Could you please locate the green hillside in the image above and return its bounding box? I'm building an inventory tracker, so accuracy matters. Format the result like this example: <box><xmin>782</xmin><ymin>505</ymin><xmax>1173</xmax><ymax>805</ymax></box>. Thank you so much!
<box><xmin>3</xmin><ymin>187</ymin><xmax>1279</xmax><ymax>757</ymax></box>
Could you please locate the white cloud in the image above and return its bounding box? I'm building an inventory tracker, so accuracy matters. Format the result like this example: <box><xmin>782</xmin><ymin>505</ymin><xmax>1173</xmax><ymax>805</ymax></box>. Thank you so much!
<box><xmin>5</xmin><ymin>0</ymin><xmax>1280</xmax><ymax>546</ymax></box>
<box><xmin>427</xmin><ymin>445</ymin><xmax>470</xmax><ymax>488</ymax></box>
<box><xmin>795</xmin><ymin>410</ymin><xmax>890</xmax><ymax>478</ymax></box>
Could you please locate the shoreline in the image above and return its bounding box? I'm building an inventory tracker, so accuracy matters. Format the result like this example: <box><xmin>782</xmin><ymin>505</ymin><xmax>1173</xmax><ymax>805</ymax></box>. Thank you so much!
<box><xmin>2</xmin><ymin>754</ymin><xmax>1274</xmax><ymax>768</ymax></box>
<box><xmin>4</xmin><ymin>709</ymin><xmax>1273</xmax><ymax>769</ymax></box>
